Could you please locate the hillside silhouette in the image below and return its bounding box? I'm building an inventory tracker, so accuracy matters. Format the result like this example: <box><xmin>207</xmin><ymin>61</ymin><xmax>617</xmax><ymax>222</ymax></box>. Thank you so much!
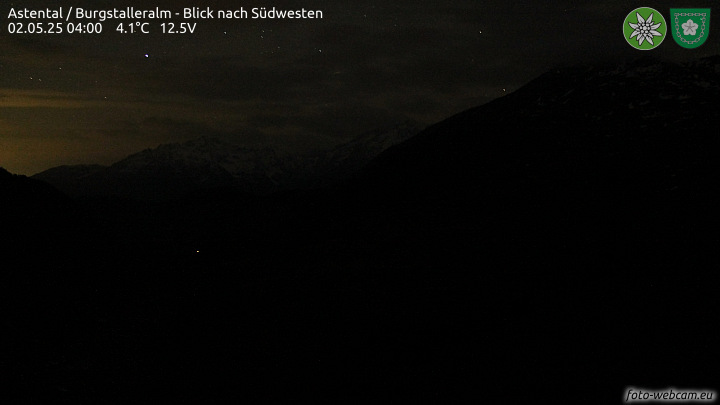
<box><xmin>4</xmin><ymin>56</ymin><xmax>720</xmax><ymax>403</ymax></box>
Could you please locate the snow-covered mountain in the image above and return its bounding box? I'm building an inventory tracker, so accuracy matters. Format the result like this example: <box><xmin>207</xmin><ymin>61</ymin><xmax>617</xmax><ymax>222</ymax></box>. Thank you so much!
<box><xmin>34</xmin><ymin>121</ymin><xmax>420</xmax><ymax>200</ymax></box>
<box><xmin>288</xmin><ymin>120</ymin><xmax>419</xmax><ymax>188</ymax></box>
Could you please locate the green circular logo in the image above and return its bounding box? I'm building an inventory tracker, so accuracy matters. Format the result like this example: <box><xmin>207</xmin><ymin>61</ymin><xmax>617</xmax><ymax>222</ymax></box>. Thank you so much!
<box><xmin>624</xmin><ymin>7</ymin><xmax>667</xmax><ymax>50</ymax></box>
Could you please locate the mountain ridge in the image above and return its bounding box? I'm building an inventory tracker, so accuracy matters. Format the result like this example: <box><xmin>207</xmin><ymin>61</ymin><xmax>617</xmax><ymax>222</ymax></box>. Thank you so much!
<box><xmin>5</xmin><ymin>56</ymin><xmax>720</xmax><ymax>403</ymax></box>
<box><xmin>33</xmin><ymin>121</ymin><xmax>420</xmax><ymax>200</ymax></box>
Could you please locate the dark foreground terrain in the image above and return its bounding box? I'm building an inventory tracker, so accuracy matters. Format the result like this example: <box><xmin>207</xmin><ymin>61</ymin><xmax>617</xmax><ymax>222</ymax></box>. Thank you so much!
<box><xmin>2</xmin><ymin>57</ymin><xmax>719</xmax><ymax>403</ymax></box>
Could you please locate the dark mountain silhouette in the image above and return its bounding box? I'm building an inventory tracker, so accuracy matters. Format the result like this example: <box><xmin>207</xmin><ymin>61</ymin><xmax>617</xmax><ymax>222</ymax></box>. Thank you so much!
<box><xmin>33</xmin><ymin>121</ymin><xmax>419</xmax><ymax>200</ymax></box>
<box><xmin>0</xmin><ymin>167</ymin><xmax>79</xmax><ymax>251</ymax></box>
<box><xmin>21</xmin><ymin>164</ymin><xmax>106</xmax><ymax>198</ymax></box>
<box><xmin>5</xmin><ymin>56</ymin><xmax>720</xmax><ymax>403</ymax></box>
<box><xmin>336</xmin><ymin>55</ymin><xmax>720</xmax><ymax>279</ymax></box>
<box><xmin>219</xmin><ymin>55</ymin><xmax>718</xmax><ymax>401</ymax></box>
<box><xmin>321</xmin><ymin>56</ymin><xmax>720</xmax><ymax>400</ymax></box>
<box><xmin>1</xmin><ymin>166</ymin><xmax>68</xmax><ymax>207</ymax></box>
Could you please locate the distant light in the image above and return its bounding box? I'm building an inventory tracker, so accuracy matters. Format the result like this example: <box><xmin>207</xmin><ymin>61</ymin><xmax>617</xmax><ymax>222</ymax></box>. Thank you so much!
<box><xmin>145</xmin><ymin>54</ymin><xmax>149</xmax><ymax>58</ymax></box>
<box><xmin>196</xmin><ymin>250</ymin><xmax>200</xmax><ymax>253</ymax></box>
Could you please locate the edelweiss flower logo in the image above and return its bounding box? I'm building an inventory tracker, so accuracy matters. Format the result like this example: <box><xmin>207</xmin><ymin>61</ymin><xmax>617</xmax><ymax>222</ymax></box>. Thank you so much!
<box><xmin>628</xmin><ymin>12</ymin><xmax>663</xmax><ymax>45</ymax></box>
<box><xmin>623</xmin><ymin>7</ymin><xmax>667</xmax><ymax>50</ymax></box>
<box><xmin>682</xmin><ymin>19</ymin><xmax>698</xmax><ymax>36</ymax></box>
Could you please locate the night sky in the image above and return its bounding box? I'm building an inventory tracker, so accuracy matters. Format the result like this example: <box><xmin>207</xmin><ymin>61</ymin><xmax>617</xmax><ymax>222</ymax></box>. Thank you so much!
<box><xmin>1</xmin><ymin>0</ymin><xmax>718</xmax><ymax>175</ymax></box>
